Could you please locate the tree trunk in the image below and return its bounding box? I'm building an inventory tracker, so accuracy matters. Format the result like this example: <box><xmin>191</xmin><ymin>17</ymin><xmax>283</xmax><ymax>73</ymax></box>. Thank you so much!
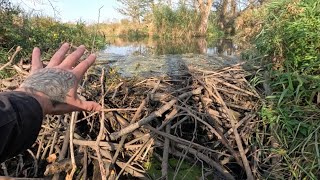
<box><xmin>218</xmin><ymin>0</ymin><xmax>228</xmax><ymax>30</ymax></box>
<box><xmin>196</xmin><ymin>37</ymin><xmax>207</xmax><ymax>54</ymax></box>
<box><xmin>230</xmin><ymin>0</ymin><xmax>236</xmax><ymax>17</ymax></box>
<box><xmin>197</xmin><ymin>0</ymin><xmax>214</xmax><ymax>36</ymax></box>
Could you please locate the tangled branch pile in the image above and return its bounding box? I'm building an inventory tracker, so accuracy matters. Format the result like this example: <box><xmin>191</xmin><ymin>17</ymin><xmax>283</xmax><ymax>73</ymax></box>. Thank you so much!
<box><xmin>1</xmin><ymin>63</ymin><xmax>264</xmax><ymax>179</ymax></box>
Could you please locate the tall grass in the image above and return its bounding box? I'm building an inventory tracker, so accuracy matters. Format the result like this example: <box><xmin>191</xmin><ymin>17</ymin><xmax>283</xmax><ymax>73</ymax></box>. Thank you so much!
<box><xmin>242</xmin><ymin>0</ymin><xmax>320</xmax><ymax>178</ymax></box>
<box><xmin>152</xmin><ymin>4</ymin><xmax>199</xmax><ymax>38</ymax></box>
<box><xmin>98</xmin><ymin>4</ymin><xmax>222</xmax><ymax>40</ymax></box>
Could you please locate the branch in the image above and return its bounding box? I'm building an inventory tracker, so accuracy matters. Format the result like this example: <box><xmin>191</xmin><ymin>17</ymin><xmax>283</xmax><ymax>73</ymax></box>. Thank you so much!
<box><xmin>109</xmin><ymin>87</ymin><xmax>203</xmax><ymax>140</ymax></box>
<box><xmin>0</xmin><ymin>46</ymin><xmax>22</xmax><ymax>71</ymax></box>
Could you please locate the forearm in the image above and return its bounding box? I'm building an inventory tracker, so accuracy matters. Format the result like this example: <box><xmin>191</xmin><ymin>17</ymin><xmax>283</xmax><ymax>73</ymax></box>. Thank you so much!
<box><xmin>0</xmin><ymin>92</ymin><xmax>43</xmax><ymax>163</ymax></box>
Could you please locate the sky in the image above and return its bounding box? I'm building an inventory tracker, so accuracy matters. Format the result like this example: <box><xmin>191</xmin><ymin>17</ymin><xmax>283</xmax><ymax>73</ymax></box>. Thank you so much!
<box><xmin>12</xmin><ymin>0</ymin><xmax>125</xmax><ymax>23</ymax></box>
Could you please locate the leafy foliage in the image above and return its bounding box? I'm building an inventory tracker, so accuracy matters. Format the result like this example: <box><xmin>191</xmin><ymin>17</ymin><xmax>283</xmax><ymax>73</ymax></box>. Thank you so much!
<box><xmin>255</xmin><ymin>0</ymin><xmax>320</xmax><ymax>74</ymax></box>
<box><xmin>244</xmin><ymin>0</ymin><xmax>320</xmax><ymax>178</ymax></box>
<box><xmin>116</xmin><ymin>0</ymin><xmax>152</xmax><ymax>23</ymax></box>
<box><xmin>145</xmin><ymin>158</ymin><xmax>202</xmax><ymax>179</ymax></box>
<box><xmin>261</xmin><ymin>72</ymin><xmax>320</xmax><ymax>179</ymax></box>
<box><xmin>0</xmin><ymin>1</ymin><xmax>105</xmax><ymax>62</ymax></box>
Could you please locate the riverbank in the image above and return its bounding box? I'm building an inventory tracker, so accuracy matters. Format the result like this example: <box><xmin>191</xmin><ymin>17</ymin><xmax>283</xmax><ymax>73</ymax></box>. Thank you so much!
<box><xmin>237</xmin><ymin>0</ymin><xmax>320</xmax><ymax>178</ymax></box>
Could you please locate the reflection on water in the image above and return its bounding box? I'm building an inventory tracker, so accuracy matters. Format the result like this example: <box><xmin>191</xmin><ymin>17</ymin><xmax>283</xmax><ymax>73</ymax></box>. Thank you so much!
<box><xmin>104</xmin><ymin>37</ymin><xmax>237</xmax><ymax>56</ymax></box>
<box><xmin>98</xmin><ymin>37</ymin><xmax>240</xmax><ymax>77</ymax></box>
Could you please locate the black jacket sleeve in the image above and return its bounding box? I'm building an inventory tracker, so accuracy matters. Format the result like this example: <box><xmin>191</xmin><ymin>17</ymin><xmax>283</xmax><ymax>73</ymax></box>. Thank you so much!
<box><xmin>0</xmin><ymin>91</ymin><xmax>43</xmax><ymax>163</ymax></box>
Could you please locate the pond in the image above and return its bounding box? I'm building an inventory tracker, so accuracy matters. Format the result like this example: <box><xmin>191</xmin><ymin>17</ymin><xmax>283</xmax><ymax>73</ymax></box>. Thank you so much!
<box><xmin>97</xmin><ymin>37</ymin><xmax>240</xmax><ymax>77</ymax></box>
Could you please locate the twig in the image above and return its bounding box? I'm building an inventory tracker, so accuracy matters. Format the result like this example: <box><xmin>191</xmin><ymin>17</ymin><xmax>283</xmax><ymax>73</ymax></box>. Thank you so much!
<box><xmin>211</xmin><ymin>85</ymin><xmax>254</xmax><ymax>179</ymax></box>
<box><xmin>161</xmin><ymin>123</ymin><xmax>171</xmax><ymax>179</ymax></box>
<box><xmin>83</xmin><ymin>147</ymin><xmax>88</xmax><ymax>180</ymax></box>
<box><xmin>111</xmin><ymin>82</ymin><xmax>123</xmax><ymax>99</ymax></box>
<box><xmin>116</xmin><ymin>139</ymin><xmax>151</xmax><ymax>179</ymax></box>
<box><xmin>26</xmin><ymin>149</ymin><xmax>38</xmax><ymax>177</ymax></box>
<box><xmin>68</xmin><ymin>112</ymin><xmax>78</xmax><ymax>179</ymax></box>
<box><xmin>109</xmin><ymin>80</ymin><xmax>160</xmax><ymax>176</ymax></box>
<box><xmin>0</xmin><ymin>46</ymin><xmax>22</xmax><ymax>71</ymax></box>
<box><xmin>53</xmin><ymin>119</ymin><xmax>70</xmax><ymax>180</ymax></box>
<box><xmin>73</xmin><ymin>139</ymin><xmax>142</xmax><ymax>150</ymax></box>
<box><xmin>95</xmin><ymin>68</ymin><xmax>107</xmax><ymax>179</ymax></box>
<box><xmin>13</xmin><ymin>65</ymin><xmax>29</xmax><ymax>75</ymax></box>
<box><xmin>155</xmin><ymin>141</ymin><xmax>235</xmax><ymax>180</ymax></box>
<box><xmin>100</xmin><ymin>108</ymin><xmax>138</xmax><ymax>112</ymax></box>
<box><xmin>91</xmin><ymin>6</ymin><xmax>104</xmax><ymax>53</ymax></box>
<box><xmin>109</xmin><ymin>87</ymin><xmax>203</xmax><ymax>140</ymax></box>
<box><xmin>146</xmin><ymin>126</ymin><xmax>221</xmax><ymax>155</ymax></box>
<box><xmin>211</xmin><ymin>77</ymin><xmax>257</xmax><ymax>97</ymax></box>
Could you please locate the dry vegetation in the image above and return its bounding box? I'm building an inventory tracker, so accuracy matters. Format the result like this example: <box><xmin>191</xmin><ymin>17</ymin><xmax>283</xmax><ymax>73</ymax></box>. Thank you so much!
<box><xmin>0</xmin><ymin>59</ymin><xmax>270</xmax><ymax>179</ymax></box>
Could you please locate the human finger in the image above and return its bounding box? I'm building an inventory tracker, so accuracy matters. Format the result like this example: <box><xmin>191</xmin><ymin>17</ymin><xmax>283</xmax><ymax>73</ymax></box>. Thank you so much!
<box><xmin>30</xmin><ymin>47</ymin><xmax>43</xmax><ymax>73</ymax></box>
<box><xmin>77</xmin><ymin>100</ymin><xmax>102</xmax><ymax>111</ymax></box>
<box><xmin>47</xmin><ymin>43</ymin><xmax>70</xmax><ymax>68</ymax></box>
<box><xmin>59</xmin><ymin>45</ymin><xmax>85</xmax><ymax>69</ymax></box>
<box><xmin>50</xmin><ymin>100</ymin><xmax>101</xmax><ymax>114</ymax></box>
<box><xmin>72</xmin><ymin>53</ymin><xmax>96</xmax><ymax>79</ymax></box>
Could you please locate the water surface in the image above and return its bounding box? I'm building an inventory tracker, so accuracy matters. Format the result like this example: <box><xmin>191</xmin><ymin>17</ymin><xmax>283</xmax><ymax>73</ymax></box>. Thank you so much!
<box><xmin>97</xmin><ymin>37</ymin><xmax>240</xmax><ymax>77</ymax></box>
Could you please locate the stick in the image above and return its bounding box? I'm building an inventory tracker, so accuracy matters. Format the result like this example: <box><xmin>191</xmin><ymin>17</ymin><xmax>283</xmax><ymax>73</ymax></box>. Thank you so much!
<box><xmin>53</xmin><ymin>119</ymin><xmax>70</xmax><ymax>180</ymax></box>
<box><xmin>109</xmin><ymin>87</ymin><xmax>203</xmax><ymax>140</ymax></box>
<box><xmin>211</xmin><ymin>85</ymin><xmax>254</xmax><ymax>180</ymax></box>
<box><xmin>155</xmin><ymin>141</ymin><xmax>234</xmax><ymax>180</ymax></box>
<box><xmin>109</xmin><ymin>80</ymin><xmax>160</xmax><ymax>177</ymax></box>
<box><xmin>211</xmin><ymin>77</ymin><xmax>257</xmax><ymax>97</ymax></box>
<box><xmin>161</xmin><ymin>123</ymin><xmax>171</xmax><ymax>179</ymax></box>
<box><xmin>91</xmin><ymin>6</ymin><xmax>103</xmax><ymax>53</ymax></box>
<box><xmin>73</xmin><ymin>139</ymin><xmax>142</xmax><ymax>150</ymax></box>
<box><xmin>146</xmin><ymin>126</ymin><xmax>221</xmax><ymax>155</ymax></box>
<box><xmin>95</xmin><ymin>68</ymin><xmax>107</xmax><ymax>179</ymax></box>
<box><xmin>68</xmin><ymin>112</ymin><xmax>78</xmax><ymax>179</ymax></box>
<box><xmin>0</xmin><ymin>46</ymin><xmax>22</xmax><ymax>71</ymax></box>
<box><xmin>101</xmin><ymin>108</ymin><xmax>138</xmax><ymax>112</ymax></box>
<box><xmin>116</xmin><ymin>139</ymin><xmax>151</xmax><ymax>179</ymax></box>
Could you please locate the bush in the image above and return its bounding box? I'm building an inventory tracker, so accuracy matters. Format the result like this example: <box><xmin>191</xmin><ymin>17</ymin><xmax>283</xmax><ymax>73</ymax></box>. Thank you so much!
<box><xmin>0</xmin><ymin>1</ymin><xmax>105</xmax><ymax>62</ymax></box>
<box><xmin>243</xmin><ymin>0</ymin><xmax>320</xmax><ymax>178</ymax></box>
<box><xmin>255</xmin><ymin>0</ymin><xmax>320</xmax><ymax>74</ymax></box>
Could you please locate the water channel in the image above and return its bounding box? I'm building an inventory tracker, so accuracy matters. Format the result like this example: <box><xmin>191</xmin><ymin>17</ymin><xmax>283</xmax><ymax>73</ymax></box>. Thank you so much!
<box><xmin>97</xmin><ymin>37</ymin><xmax>240</xmax><ymax>77</ymax></box>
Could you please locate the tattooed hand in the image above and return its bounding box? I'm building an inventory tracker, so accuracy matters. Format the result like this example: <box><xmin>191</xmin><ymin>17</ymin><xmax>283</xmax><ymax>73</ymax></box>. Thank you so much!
<box><xmin>16</xmin><ymin>43</ymin><xmax>101</xmax><ymax>115</ymax></box>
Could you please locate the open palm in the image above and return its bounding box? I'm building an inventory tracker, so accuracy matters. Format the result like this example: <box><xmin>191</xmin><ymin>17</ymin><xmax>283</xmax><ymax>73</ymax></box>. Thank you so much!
<box><xmin>18</xmin><ymin>43</ymin><xmax>101</xmax><ymax>114</ymax></box>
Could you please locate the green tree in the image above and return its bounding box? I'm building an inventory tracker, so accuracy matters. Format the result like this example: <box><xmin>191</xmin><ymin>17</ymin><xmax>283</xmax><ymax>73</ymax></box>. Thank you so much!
<box><xmin>116</xmin><ymin>0</ymin><xmax>152</xmax><ymax>23</ymax></box>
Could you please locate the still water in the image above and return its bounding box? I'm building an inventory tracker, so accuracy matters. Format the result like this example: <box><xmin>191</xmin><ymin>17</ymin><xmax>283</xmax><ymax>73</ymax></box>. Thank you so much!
<box><xmin>97</xmin><ymin>37</ymin><xmax>240</xmax><ymax>77</ymax></box>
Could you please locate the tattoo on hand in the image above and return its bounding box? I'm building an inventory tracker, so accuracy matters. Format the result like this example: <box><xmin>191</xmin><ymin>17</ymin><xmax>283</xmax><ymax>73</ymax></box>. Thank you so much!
<box><xmin>21</xmin><ymin>68</ymin><xmax>76</xmax><ymax>105</ymax></box>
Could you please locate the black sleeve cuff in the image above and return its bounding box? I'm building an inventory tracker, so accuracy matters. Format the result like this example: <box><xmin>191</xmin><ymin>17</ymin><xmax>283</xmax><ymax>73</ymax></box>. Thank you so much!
<box><xmin>0</xmin><ymin>91</ymin><xmax>43</xmax><ymax>162</ymax></box>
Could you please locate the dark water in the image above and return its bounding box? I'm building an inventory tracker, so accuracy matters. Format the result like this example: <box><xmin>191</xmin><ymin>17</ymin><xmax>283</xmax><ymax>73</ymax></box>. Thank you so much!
<box><xmin>97</xmin><ymin>37</ymin><xmax>240</xmax><ymax>77</ymax></box>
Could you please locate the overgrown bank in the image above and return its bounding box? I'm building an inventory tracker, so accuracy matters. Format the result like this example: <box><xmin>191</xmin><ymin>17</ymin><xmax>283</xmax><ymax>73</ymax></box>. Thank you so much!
<box><xmin>0</xmin><ymin>1</ymin><xmax>105</xmax><ymax>78</ymax></box>
<box><xmin>238</xmin><ymin>0</ymin><xmax>320</xmax><ymax>178</ymax></box>
<box><xmin>98</xmin><ymin>3</ymin><xmax>222</xmax><ymax>41</ymax></box>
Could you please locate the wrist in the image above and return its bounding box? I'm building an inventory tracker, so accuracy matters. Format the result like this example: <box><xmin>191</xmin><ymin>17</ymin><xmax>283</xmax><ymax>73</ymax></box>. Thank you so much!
<box><xmin>15</xmin><ymin>88</ymin><xmax>52</xmax><ymax>115</ymax></box>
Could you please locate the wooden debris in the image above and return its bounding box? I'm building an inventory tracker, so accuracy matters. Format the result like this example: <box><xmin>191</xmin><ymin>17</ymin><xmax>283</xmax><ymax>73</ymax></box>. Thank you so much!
<box><xmin>1</xmin><ymin>63</ymin><xmax>263</xmax><ymax>179</ymax></box>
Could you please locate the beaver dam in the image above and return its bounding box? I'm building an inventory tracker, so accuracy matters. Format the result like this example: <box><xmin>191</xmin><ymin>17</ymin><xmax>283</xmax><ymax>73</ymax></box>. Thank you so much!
<box><xmin>0</xmin><ymin>41</ymin><xmax>274</xmax><ymax>179</ymax></box>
